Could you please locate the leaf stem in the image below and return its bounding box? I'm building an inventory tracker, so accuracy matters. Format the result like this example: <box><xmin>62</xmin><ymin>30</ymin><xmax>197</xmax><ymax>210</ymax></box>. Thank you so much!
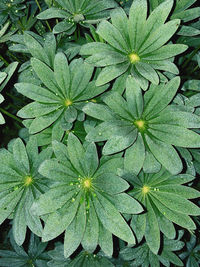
<box><xmin>0</xmin><ymin>55</ymin><xmax>9</xmax><ymax>66</ymax></box>
<box><xmin>0</xmin><ymin>107</ymin><xmax>22</xmax><ymax>123</ymax></box>
<box><xmin>7</xmin><ymin>51</ymin><xmax>22</xmax><ymax>64</ymax></box>
<box><xmin>35</xmin><ymin>0</ymin><xmax>52</xmax><ymax>32</ymax></box>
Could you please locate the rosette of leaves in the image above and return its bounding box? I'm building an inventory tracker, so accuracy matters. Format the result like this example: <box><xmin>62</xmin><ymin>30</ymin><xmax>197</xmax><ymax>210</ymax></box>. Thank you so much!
<box><xmin>80</xmin><ymin>0</ymin><xmax>188</xmax><ymax>89</ymax></box>
<box><xmin>47</xmin><ymin>243</ymin><xmax>114</xmax><ymax>267</ymax></box>
<box><xmin>15</xmin><ymin>52</ymin><xmax>109</xmax><ymax>135</ymax></box>
<box><xmin>179</xmin><ymin>235</ymin><xmax>200</xmax><ymax>267</ymax></box>
<box><xmin>0</xmin><ymin>0</ymin><xmax>26</xmax><ymax>24</ymax></box>
<box><xmin>31</xmin><ymin>133</ymin><xmax>143</xmax><ymax>258</ymax></box>
<box><xmin>37</xmin><ymin>0</ymin><xmax>118</xmax><ymax>35</ymax></box>
<box><xmin>125</xmin><ymin>167</ymin><xmax>200</xmax><ymax>254</ymax></box>
<box><xmin>0</xmin><ymin>137</ymin><xmax>53</xmax><ymax>246</ymax></box>
<box><xmin>0</xmin><ymin>72</ymin><xmax>7</xmax><ymax>125</ymax></box>
<box><xmin>83</xmin><ymin>76</ymin><xmax>200</xmax><ymax>174</ymax></box>
<box><xmin>0</xmin><ymin>232</ymin><xmax>50</xmax><ymax>267</ymax></box>
<box><xmin>120</xmin><ymin>231</ymin><xmax>184</xmax><ymax>267</ymax></box>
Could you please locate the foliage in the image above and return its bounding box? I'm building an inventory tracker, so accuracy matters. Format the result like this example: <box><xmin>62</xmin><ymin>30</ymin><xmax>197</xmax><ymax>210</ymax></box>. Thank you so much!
<box><xmin>0</xmin><ymin>0</ymin><xmax>200</xmax><ymax>266</ymax></box>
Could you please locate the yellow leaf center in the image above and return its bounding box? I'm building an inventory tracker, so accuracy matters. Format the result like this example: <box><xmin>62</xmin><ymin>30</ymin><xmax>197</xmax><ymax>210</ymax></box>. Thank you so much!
<box><xmin>129</xmin><ymin>52</ymin><xmax>140</xmax><ymax>64</ymax></box>
<box><xmin>142</xmin><ymin>185</ymin><xmax>150</xmax><ymax>194</ymax></box>
<box><xmin>134</xmin><ymin>120</ymin><xmax>146</xmax><ymax>131</ymax></box>
<box><xmin>64</xmin><ymin>99</ymin><xmax>72</xmax><ymax>107</ymax></box>
<box><xmin>24</xmin><ymin>176</ymin><xmax>33</xmax><ymax>186</ymax></box>
<box><xmin>83</xmin><ymin>178</ymin><xmax>92</xmax><ymax>189</ymax></box>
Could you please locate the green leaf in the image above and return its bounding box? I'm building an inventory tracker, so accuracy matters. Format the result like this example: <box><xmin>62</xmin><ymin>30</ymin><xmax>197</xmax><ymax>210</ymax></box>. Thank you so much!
<box><xmin>0</xmin><ymin>62</ymin><xmax>18</xmax><ymax>92</ymax></box>
<box><xmin>158</xmin><ymin>185</ymin><xmax>200</xmax><ymax>199</ymax></box>
<box><xmin>131</xmin><ymin>214</ymin><xmax>146</xmax><ymax>243</ymax></box>
<box><xmin>29</xmin><ymin>109</ymin><xmax>63</xmax><ymax>134</ymax></box>
<box><xmin>111</xmin><ymin>7</ymin><xmax>129</xmax><ymax>42</ymax></box>
<box><xmin>53</xmin><ymin>21</ymin><xmax>74</xmax><ymax>34</ymax></box>
<box><xmin>54</xmin><ymin>52</ymin><xmax>70</xmax><ymax>96</ymax></box>
<box><xmin>110</xmin><ymin>193</ymin><xmax>143</xmax><ymax>214</ymax></box>
<box><xmin>31</xmin><ymin>186</ymin><xmax>76</xmax><ymax>216</ymax></box>
<box><xmin>150</xmin><ymin>194</ymin><xmax>196</xmax><ymax>230</ymax></box>
<box><xmin>146</xmin><ymin>0</ymin><xmax>173</xmax><ymax>32</ymax></box>
<box><xmin>67</xmin><ymin>133</ymin><xmax>85</xmax><ymax>176</ymax></box>
<box><xmin>139</xmin><ymin>19</ymin><xmax>181</xmax><ymax>55</ymax></box>
<box><xmin>96</xmin><ymin>62</ymin><xmax>129</xmax><ymax>86</ymax></box>
<box><xmin>143</xmin><ymin>77</ymin><xmax>180</xmax><ymax>119</ymax></box>
<box><xmin>96</xmin><ymin>20</ymin><xmax>129</xmax><ymax>53</ymax></box>
<box><xmin>64</xmin><ymin>201</ymin><xmax>86</xmax><ymax>258</ymax></box>
<box><xmin>0</xmin><ymin>189</ymin><xmax>23</xmax><ymax>225</ymax></box>
<box><xmin>94</xmin><ymin>173</ymin><xmax>129</xmax><ymax>194</ymax></box>
<box><xmin>80</xmin><ymin>42</ymin><xmax>115</xmax><ymax>56</ymax></box>
<box><xmin>126</xmin><ymin>76</ymin><xmax>143</xmax><ymax>119</ymax></box>
<box><xmin>104</xmin><ymin>92</ymin><xmax>133</xmax><ymax>121</ymax></box>
<box><xmin>124</xmin><ymin>133</ymin><xmax>145</xmax><ymax>175</ymax></box>
<box><xmin>135</xmin><ymin>62</ymin><xmax>159</xmax><ymax>85</ymax></box>
<box><xmin>158</xmin><ymin>214</ymin><xmax>175</xmax><ymax>239</ymax></box>
<box><xmin>17</xmin><ymin>102</ymin><xmax>59</xmax><ymax>119</ymax></box>
<box><xmin>102</xmin><ymin>128</ymin><xmax>137</xmax><ymax>155</ymax></box>
<box><xmin>98</xmin><ymin>222</ymin><xmax>113</xmax><ymax>257</ymax></box>
<box><xmin>38</xmin><ymin>159</ymin><xmax>77</xmax><ymax>182</ymax></box>
<box><xmin>81</xmin><ymin>200</ymin><xmax>99</xmax><ymax>253</ymax></box>
<box><xmin>145</xmin><ymin>199</ymin><xmax>160</xmax><ymax>254</ymax></box>
<box><xmin>84</xmin><ymin>143</ymin><xmax>98</xmax><ymax>177</ymax></box>
<box><xmin>13</xmin><ymin>192</ymin><xmax>27</xmax><ymax>246</ymax></box>
<box><xmin>142</xmin><ymin>44</ymin><xmax>188</xmax><ymax>60</ymax></box>
<box><xmin>37</xmin><ymin>7</ymin><xmax>69</xmax><ymax>19</ymax></box>
<box><xmin>44</xmin><ymin>33</ymin><xmax>56</xmax><ymax>68</ymax></box>
<box><xmin>42</xmin><ymin>193</ymin><xmax>81</xmax><ymax>242</ymax></box>
<box><xmin>93</xmin><ymin>193</ymin><xmax>135</xmax><ymax>244</ymax></box>
<box><xmin>152</xmin><ymin>191</ymin><xmax>200</xmax><ymax>216</ymax></box>
<box><xmin>86</xmin><ymin>51</ymin><xmax>127</xmax><ymax>67</ymax></box>
<box><xmin>15</xmin><ymin>83</ymin><xmax>59</xmax><ymax>103</ymax></box>
<box><xmin>128</xmin><ymin>0</ymin><xmax>147</xmax><ymax>51</ymax></box>
<box><xmin>64</xmin><ymin>106</ymin><xmax>77</xmax><ymax>123</ymax></box>
<box><xmin>149</xmin><ymin>124</ymin><xmax>200</xmax><ymax>148</ymax></box>
<box><xmin>31</xmin><ymin>58</ymin><xmax>63</xmax><ymax>98</ymax></box>
<box><xmin>143</xmin><ymin>151</ymin><xmax>161</xmax><ymax>173</ymax></box>
<box><xmin>24</xmin><ymin>33</ymin><xmax>49</xmax><ymax>65</ymax></box>
<box><xmin>83</xmin><ymin>103</ymin><xmax>114</xmax><ymax>121</ymax></box>
<box><xmin>145</xmin><ymin>135</ymin><xmax>183</xmax><ymax>175</ymax></box>
<box><xmin>13</xmin><ymin>138</ymin><xmax>30</xmax><ymax>173</ymax></box>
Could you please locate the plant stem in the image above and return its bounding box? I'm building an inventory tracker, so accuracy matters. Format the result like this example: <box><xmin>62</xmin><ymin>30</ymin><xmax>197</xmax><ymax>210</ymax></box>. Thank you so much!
<box><xmin>7</xmin><ymin>51</ymin><xmax>22</xmax><ymax>64</ymax></box>
<box><xmin>35</xmin><ymin>0</ymin><xmax>52</xmax><ymax>32</ymax></box>
<box><xmin>0</xmin><ymin>55</ymin><xmax>9</xmax><ymax>66</ymax></box>
<box><xmin>0</xmin><ymin>107</ymin><xmax>22</xmax><ymax>123</ymax></box>
<box><xmin>182</xmin><ymin>45</ymin><xmax>200</xmax><ymax>69</ymax></box>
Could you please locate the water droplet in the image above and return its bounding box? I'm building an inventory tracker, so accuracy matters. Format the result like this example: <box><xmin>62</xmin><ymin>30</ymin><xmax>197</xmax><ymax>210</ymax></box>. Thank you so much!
<box><xmin>98</xmin><ymin>132</ymin><xmax>102</xmax><ymax>136</ymax></box>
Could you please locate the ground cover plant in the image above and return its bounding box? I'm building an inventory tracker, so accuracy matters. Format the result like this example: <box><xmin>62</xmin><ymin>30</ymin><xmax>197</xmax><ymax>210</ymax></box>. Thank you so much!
<box><xmin>0</xmin><ymin>0</ymin><xmax>200</xmax><ymax>266</ymax></box>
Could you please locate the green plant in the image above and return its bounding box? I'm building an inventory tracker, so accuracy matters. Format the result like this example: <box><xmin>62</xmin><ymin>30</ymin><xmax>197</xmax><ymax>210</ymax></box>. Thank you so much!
<box><xmin>0</xmin><ymin>0</ymin><xmax>200</xmax><ymax>266</ymax></box>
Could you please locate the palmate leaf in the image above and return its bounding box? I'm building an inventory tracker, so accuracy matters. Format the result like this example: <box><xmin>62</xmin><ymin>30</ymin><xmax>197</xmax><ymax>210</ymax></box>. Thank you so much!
<box><xmin>37</xmin><ymin>0</ymin><xmax>118</xmax><ymax>35</ymax></box>
<box><xmin>48</xmin><ymin>243</ymin><xmax>114</xmax><ymax>267</ymax></box>
<box><xmin>120</xmin><ymin>231</ymin><xmax>184</xmax><ymax>267</ymax></box>
<box><xmin>33</xmin><ymin>134</ymin><xmax>143</xmax><ymax>257</ymax></box>
<box><xmin>84</xmin><ymin>77</ymin><xmax>200</xmax><ymax>174</ymax></box>
<box><xmin>80</xmin><ymin>0</ymin><xmax>187</xmax><ymax>88</ymax></box>
<box><xmin>16</xmin><ymin>52</ymin><xmax>108</xmax><ymax>136</ymax></box>
<box><xmin>0</xmin><ymin>137</ymin><xmax>52</xmax><ymax>246</ymax></box>
<box><xmin>127</xmin><ymin>168</ymin><xmax>200</xmax><ymax>254</ymax></box>
<box><xmin>0</xmin><ymin>232</ymin><xmax>50</xmax><ymax>267</ymax></box>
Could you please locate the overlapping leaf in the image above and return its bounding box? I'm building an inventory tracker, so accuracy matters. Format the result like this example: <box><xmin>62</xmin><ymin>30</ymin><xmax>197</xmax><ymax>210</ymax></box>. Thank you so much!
<box><xmin>31</xmin><ymin>133</ymin><xmax>143</xmax><ymax>257</ymax></box>
<box><xmin>80</xmin><ymin>0</ymin><xmax>187</xmax><ymax>89</ymax></box>
<box><xmin>84</xmin><ymin>77</ymin><xmax>200</xmax><ymax>174</ymax></box>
